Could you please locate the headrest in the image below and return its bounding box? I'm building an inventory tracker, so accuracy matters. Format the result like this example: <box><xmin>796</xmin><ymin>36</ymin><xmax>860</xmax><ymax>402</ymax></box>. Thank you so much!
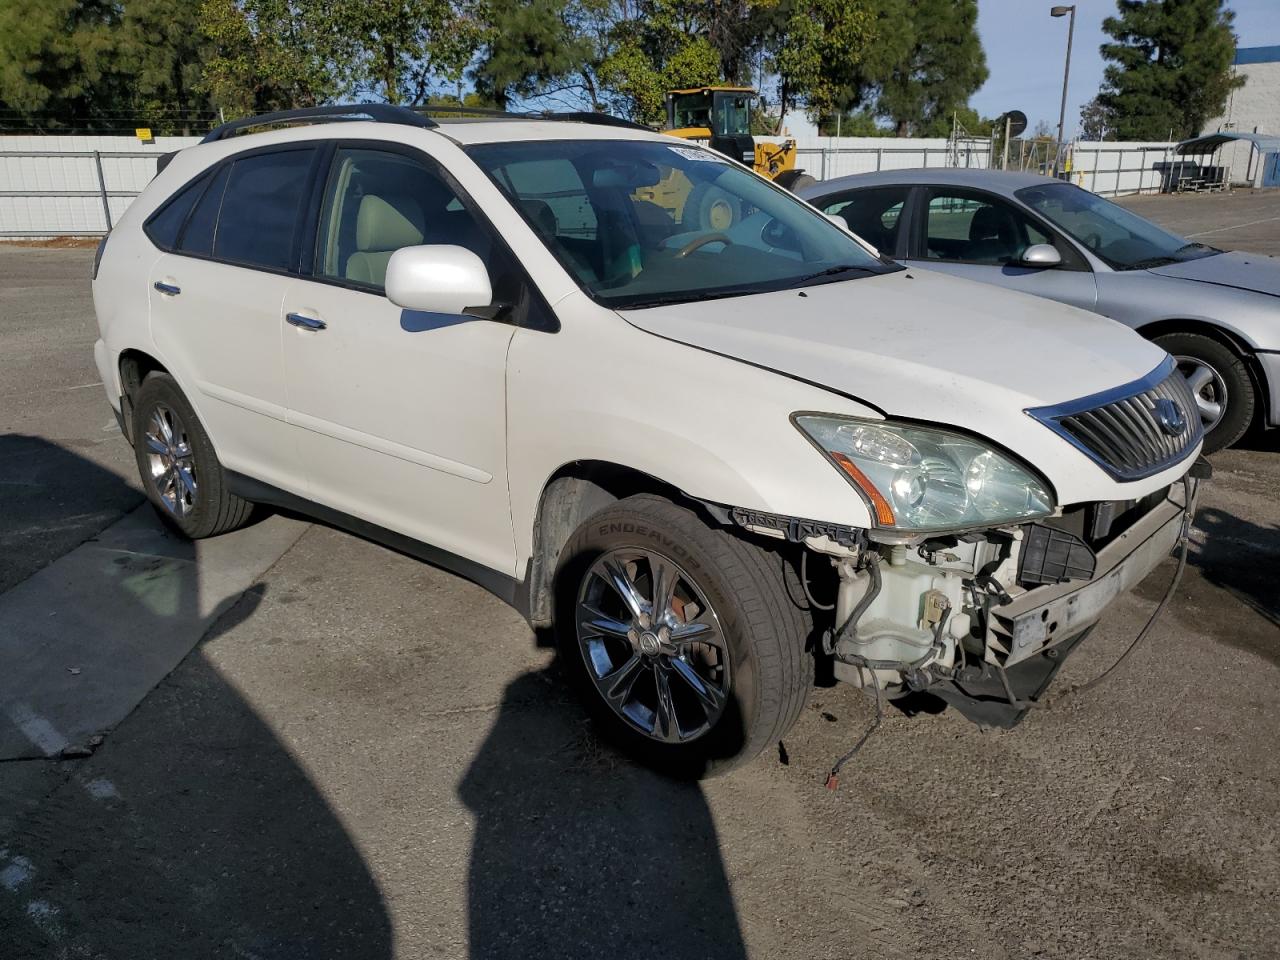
<box><xmin>356</xmin><ymin>194</ymin><xmax>425</xmax><ymax>252</ymax></box>
<box><xmin>519</xmin><ymin>198</ymin><xmax>557</xmax><ymax>236</ymax></box>
<box><xmin>969</xmin><ymin>204</ymin><xmax>1013</xmax><ymax>241</ymax></box>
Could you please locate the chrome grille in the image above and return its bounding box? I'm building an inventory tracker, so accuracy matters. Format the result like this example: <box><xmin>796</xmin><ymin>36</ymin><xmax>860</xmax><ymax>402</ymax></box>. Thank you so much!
<box><xmin>1027</xmin><ymin>357</ymin><xmax>1203</xmax><ymax>481</ymax></box>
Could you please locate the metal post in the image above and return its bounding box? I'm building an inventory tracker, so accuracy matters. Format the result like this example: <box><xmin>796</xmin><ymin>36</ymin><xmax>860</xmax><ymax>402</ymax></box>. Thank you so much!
<box><xmin>1001</xmin><ymin>115</ymin><xmax>1011</xmax><ymax>170</ymax></box>
<box><xmin>876</xmin><ymin>147</ymin><xmax>883</xmax><ymax>172</ymax></box>
<box><xmin>1051</xmin><ymin>5</ymin><xmax>1076</xmax><ymax>176</ymax></box>
<box><xmin>92</xmin><ymin>150</ymin><xmax>112</xmax><ymax>231</ymax></box>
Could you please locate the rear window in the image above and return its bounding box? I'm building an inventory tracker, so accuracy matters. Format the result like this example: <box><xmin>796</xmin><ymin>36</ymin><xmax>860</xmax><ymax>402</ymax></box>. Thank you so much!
<box><xmin>143</xmin><ymin>171</ymin><xmax>211</xmax><ymax>250</ymax></box>
<box><xmin>178</xmin><ymin>164</ymin><xmax>229</xmax><ymax>257</ymax></box>
<box><xmin>213</xmin><ymin>149</ymin><xmax>316</xmax><ymax>271</ymax></box>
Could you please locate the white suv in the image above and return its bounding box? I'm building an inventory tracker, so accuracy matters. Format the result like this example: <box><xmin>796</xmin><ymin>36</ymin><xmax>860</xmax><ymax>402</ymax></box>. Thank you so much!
<box><xmin>92</xmin><ymin>105</ymin><xmax>1206</xmax><ymax>775</ymax></box>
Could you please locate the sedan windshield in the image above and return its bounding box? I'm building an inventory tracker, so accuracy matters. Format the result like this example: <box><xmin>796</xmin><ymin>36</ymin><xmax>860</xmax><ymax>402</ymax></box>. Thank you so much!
<box><xmin>466</xmin><ymin>139</ymin><xmax>895</xmax><ymax>308</ymax></box>
<box><xmin>1015</xmin><ymin>181</ymin><xmax>1219</xmax><ymax>271</ymax></box>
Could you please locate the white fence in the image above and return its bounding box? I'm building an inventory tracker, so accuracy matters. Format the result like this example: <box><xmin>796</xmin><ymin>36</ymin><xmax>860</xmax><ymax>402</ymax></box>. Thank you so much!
<box><xmin>0</xmin><ymin>135</ymin><xmax>199</xmax><ymax>237</ymax></box>
<box><xmin>0</xmin><ymin>133</ymin><xmax>1231</xmax><ymax>238</ymax></box>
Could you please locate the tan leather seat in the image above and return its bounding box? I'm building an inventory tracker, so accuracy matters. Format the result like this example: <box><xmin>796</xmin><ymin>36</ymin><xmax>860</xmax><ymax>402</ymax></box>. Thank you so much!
<box><xmin>345</xmin><ymin>194</ymin><xmax>425</xmax><ymax>287</ymax></box>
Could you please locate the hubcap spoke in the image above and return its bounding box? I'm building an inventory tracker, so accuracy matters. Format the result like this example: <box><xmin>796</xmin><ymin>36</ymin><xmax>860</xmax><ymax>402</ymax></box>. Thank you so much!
<box><xmin>595</xmin><ymin>653</ymin><xmax>644</xmax><ymax>706</ymax></box>
<box><xmin>145</xmin><ymin>434</ymin><xmax>168</xmax><ymax>455</ymax></box>
<box><xmin>1186</xmin><ymin>364</ymin><xmax>1214</xmax><ymax>396</ymax></box>
<box><xmin>578</xmin><ymin>602</ymin><xmax>631</xmax><ymax>639</ymax></box>
<box><xmin>648</xmin><ymin>552</ymin><xmax>678</xmax><ymax>622</ymax></box>
<box><xmin>670</xmin><ymin>617</ymin><xmax>724</xmax><ymax>649</ymax></box>
<box><xmin>600</xmin><ymin>555</ymin><xmax>646</xmax><ymax>622</ymax></box>
<box><xmin>652</xmin><ymin>664</ymin><xmax>681</xmax><ymax>742</ymax></box>
<box><xmin>1197</xmin><ymin>398</ymin><xmax>1222</xmax><ymax>423</ymax></box>
<box><xmin>670</xmin><ymin>657</ymin><xmax>725</xmax><ymax>717</ymax></box>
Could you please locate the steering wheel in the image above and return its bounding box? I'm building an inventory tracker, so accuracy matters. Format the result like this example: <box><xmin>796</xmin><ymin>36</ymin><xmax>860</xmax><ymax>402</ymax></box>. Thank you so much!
<box><xmin>1082</xmin><ymin>231</ymin><xmax>1102</xmax><ymax>251</ymax></box>
<box><xmin>677</xmin><ymin>233</ymin><xmax>734</xmax><ymax>258</ymax></box>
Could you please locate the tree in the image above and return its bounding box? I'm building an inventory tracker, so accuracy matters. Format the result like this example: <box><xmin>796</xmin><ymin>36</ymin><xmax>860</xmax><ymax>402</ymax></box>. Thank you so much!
<box><xmin>1079</xmin><ymin>96</ymin><xmax>1112</xmax><ymax>140</ymax></box>
<box><xmin>868</xmin><ymin>0</ymin><xmax>987</xmax><ymax>137</ymax></box>
<box><xmin>0</xmin><ymin>0</ymin><xmax>119</xmax><ymax>123</ymax></box>
<box><xmin>113</xmin><ymin>0</ymin><xmax>217</xmax><ymax>131</ymax></box>
<box><xmin>323</xmin><ymin>0</ymin><xmax>483</xmax><ymax>105</ymax></box>
<box><xmin>751</xmin><ymin>0</ymin><xmax>877</xmax><ymax>129</ymax></box>
<box><xmin>470</xmin><ymin>0</ymin><xmax>596</xmax><ymax>110</ymax></box>
<box><xmin>199</xmin><ymin>0</ymin><xmax>340</xmax><ymax>117</ymax></box>
<box><xmin>1096</xmin><ymin>0</ymin><xmax>1244</xmax><ymax>141</ymax></box>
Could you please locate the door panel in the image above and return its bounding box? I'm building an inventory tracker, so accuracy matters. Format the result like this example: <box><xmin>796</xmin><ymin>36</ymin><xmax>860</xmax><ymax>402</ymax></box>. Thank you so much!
<box><xmin>281</xmin><ymin>283</ymin><xmax>516</xmax><ymax>573</ymax></box>
<box><xmin>148</xmin><ymin>254</ymin><xmax>299</xmax><ymax>491</ymax></box>
<box><xmin>904</xmin><ymin>188</ymin><xmax>1099</xmax><ymax>312</ymax></box>
<box><xmin>281</xmin><ymin>144</ymin><xmax>521</xmax><ymax>575</ymax></box>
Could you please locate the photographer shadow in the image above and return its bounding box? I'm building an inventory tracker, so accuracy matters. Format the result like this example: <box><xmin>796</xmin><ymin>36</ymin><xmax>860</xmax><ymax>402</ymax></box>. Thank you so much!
<box><xmin>459</xmin><ymin>668</ymin><xmax>747</xmax><ymax>960</ymax></box>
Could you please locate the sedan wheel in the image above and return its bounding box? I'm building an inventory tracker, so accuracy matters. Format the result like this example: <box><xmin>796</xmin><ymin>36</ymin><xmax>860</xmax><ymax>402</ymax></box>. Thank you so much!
<box><xmin>1175</xmin><ymin>355</ymin><xmax>1228</xmax><ymax>434</ymax></box>
<box><xmin>1154</xmin><ymin>331</ymin><xmax>1256</xmax><ymax>453</ymax></box>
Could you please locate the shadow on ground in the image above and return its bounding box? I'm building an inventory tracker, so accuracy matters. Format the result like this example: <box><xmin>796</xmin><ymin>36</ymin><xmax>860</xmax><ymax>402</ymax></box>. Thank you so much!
<box><xmin>1191</xmin><ymin>504</ymin><xmax>1280</xmax><ymax>640</ymax></box>
<box><xmin>0</xmin><ymin>438</ymin><xmax>392</xmax><ymax>958</ymax></box>
<box><xmin>459</xmin><ymin>668</ymin><xmax>746</xmax><ymax>960</ymax></box>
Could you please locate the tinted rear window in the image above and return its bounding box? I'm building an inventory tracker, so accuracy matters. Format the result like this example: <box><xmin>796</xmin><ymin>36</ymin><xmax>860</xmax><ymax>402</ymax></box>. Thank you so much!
<box><xmin>144</xmin><ymin>172</ymin><xmax>210</xmax><ymax>250</ymax></box>
<box><xmin>178</xmin><ymin>164</ymin><xmax>229</xmax><ymax>257</ymax></box>
<box><xmin>213</xmin><ymin>149</ymin><xmax>316</xmax><ymax>271</ymax></box>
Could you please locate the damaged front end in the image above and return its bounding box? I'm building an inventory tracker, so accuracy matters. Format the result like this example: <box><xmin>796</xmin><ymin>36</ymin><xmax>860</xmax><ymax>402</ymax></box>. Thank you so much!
<box><xmin>732</xmin><ymin>464</ymin><xmax>1206</xmax><ymax>729</ymax></box>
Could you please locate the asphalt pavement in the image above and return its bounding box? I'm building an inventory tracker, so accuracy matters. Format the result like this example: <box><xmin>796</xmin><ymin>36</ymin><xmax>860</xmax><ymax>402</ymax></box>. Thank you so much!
<box><xmin>0</xmin><ymin>191</ymin><xmax>1277</xmax><ymax>959</ymax></box>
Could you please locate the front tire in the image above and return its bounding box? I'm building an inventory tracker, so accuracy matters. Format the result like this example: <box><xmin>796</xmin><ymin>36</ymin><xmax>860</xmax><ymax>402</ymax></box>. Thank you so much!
<box><xmin>130</xmin><ymin>372</ymin><xmax>254</xmax><ymax>539</ymax></box>
<box><xmin>1153</xmin><ymin>332</ymin><xmax>1255</xmax><ymax>453</ymax></box>
<box><xmin>555</xmin><ymin>494</ymin><xmax>811</xmax><ymax>777</ymax></box>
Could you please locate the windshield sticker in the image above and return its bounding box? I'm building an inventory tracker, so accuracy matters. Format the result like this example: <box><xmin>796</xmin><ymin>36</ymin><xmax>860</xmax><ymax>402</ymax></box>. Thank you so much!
<box><xmin>668</xmin><ymin>146</ymin><xmax>726</xmax><ymax>163</ymax></box>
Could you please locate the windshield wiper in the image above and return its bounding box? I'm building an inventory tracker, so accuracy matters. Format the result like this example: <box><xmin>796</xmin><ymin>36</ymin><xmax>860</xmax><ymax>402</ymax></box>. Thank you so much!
<box><xmin>785</xmin><ymin>264</ymin><xmax>878</xmax><ymax>288</ymax></box>
<box><xmin>1122</xmin><ymin>255</ymin><xmax>1179</xmax><ymax>271</ymax></box>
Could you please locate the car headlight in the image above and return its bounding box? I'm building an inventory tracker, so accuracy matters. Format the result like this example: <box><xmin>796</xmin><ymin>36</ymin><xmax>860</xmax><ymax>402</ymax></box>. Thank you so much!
<box><xmin>793</xmin><ymin>415</ymin><xmax>1054</xmax><ymax>532</ymax></box>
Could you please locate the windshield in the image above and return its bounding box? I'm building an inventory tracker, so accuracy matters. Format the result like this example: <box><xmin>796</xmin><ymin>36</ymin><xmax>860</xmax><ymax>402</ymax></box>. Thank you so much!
<box><xmin>466</xmin><ymin>139</ymin><xmax>894</xmax><ymax>309</ymax></box>
<box><xmin>1015</xmin><ymin>181</ymin><xmax>1219</xmax><ymax>270</ymax></box>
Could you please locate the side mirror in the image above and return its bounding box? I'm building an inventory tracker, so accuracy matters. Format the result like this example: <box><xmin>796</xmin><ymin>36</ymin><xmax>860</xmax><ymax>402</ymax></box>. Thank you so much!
<box><xmin>385</xmin><ymin>245</ymin><xmax>493</xmax><ymax>315</ymax></box>
<box><xmin>1019</xmin><ymin>243</ymin><xmax>1062</xmax><ymax>268</ymax></box>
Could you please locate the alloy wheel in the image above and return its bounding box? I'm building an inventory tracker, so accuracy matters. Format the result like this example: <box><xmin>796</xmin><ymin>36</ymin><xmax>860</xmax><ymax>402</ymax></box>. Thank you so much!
<box><xmin>143</xmin><ymin>403</ymin><xmax>198</xmax><ymax>517</ymax></box>
<box><xmin>575</xmin><ymin>548</ymin><xmax>730</xmax><ymax>744</ymax></box>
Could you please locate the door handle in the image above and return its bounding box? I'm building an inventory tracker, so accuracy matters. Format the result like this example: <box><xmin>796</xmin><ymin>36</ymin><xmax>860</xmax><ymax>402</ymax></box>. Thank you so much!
<box><xmin>153</xmin><ymin>281</ymin><xmax>181</xmax><ymax>296</ymax></box>
<box><xmin>285</xmin><ymin>312</ymin><xmax>327</xmax><ymax>331</ymax></box>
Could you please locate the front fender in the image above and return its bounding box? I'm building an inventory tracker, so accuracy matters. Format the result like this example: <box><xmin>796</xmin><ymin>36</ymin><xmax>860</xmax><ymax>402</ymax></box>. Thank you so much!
<box><xmin>505</xmin><ymin>298</ymin><xmax>879</xmax><ymax>567</ymax></box>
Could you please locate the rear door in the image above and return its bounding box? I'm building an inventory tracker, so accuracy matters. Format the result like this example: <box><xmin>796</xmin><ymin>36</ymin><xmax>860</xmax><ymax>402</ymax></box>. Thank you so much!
<box><xmin>902</xmin><ymin>186</ymin><xmax>1098</xmax><ymax>312</ymax></box>
<box><xmin>148</xmin><ymin>145</ymin><xmax>321</xmax><ymax>493</ymax></box>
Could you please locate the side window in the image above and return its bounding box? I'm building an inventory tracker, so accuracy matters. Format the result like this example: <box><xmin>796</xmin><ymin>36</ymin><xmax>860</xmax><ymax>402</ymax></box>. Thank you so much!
<box><xmin>213</xmin><ymin>149</ymin><xmax>316</xmax><ymax>271</ymax></box>
<box><xmin>924</xmin><ymin>190</ymin><xmax>1050</xmax><ymax>265</ymax></box>
<box><xmin>144</xmin><ymin>171</ymin><xmax>211</xmax><ymax>250</ymax></box>
<box><xmin>178</xmin><ymin>164</ymin><xmax>229</xmax><ymax>257</ymax></box>
<box><xmin>314</xmin><ymin>147</ymin><xmax>550</xmax><ymax>326</ymax></box>
<box><xmin>820</xmin><ymin>187</ymin><xmax>910</xmax><ymax>253</ymax></box>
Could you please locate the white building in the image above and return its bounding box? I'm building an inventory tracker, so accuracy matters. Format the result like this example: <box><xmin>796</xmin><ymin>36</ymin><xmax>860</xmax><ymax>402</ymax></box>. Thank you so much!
<box><xmin>1201</xmin><ymin>45</ymin><xmax>1280</xmax><ymax>185</ymax></box>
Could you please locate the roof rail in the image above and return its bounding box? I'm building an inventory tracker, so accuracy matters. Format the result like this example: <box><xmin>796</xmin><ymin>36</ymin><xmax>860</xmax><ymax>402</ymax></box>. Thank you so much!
<box><xmin>538</xmin><ymin>111</ymin><xmax>653</xmax><ymax>132</ymax></box>
<box><xmin>201</xmin><ymin>104</ymin><xmax>437</xmax><ymax>143</ymax></box>
<box><xmin>411</xmin><ymin>104</ymin><xmax>652</xmax><ymax>131</ymax></box>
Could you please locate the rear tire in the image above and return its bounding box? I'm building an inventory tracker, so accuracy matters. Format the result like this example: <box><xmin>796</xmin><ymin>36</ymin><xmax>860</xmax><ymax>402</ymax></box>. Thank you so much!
<box><xmin>1153</xmin><ymin>332</ymin><xmax>1255</xmax><ymax>453</ymax></box>
<box><xmin>130</xmin><ymin>372</ymin><xmax>254</xmax><ymax>539</ymax></box>
<box><xmin>555</xmin><ymin>494</ymin><xmax>811</xmax><ymax>778</ymax></box>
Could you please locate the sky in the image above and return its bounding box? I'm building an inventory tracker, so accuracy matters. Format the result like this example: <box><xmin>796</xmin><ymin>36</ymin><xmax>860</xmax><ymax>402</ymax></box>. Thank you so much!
<box><xmin>969</xmin><ymin>0</ymin><xmax>1280</xmax><ymax>137</ymax></box>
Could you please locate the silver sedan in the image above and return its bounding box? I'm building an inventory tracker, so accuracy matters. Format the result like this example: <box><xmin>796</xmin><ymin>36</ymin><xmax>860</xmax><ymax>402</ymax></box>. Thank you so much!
<box><xmin>800</xmin><ymin>169</ymin><xmax>1280</xmax><ymax>451</ymax></box>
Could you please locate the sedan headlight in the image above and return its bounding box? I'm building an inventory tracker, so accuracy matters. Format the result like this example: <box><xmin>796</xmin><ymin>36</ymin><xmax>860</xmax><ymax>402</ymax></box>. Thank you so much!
<box><xmin>794</xmin><ymin>415</ymin><xmax>1054</xmax><ymax>532</ymax></box>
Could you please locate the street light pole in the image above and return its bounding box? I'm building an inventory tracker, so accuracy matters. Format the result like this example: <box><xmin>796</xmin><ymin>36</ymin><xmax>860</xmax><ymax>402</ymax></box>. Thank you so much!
<box><xmin>1051</xmin><ymin>4</ymin><xmax>1076</xmax><ymax>177</ymax></box>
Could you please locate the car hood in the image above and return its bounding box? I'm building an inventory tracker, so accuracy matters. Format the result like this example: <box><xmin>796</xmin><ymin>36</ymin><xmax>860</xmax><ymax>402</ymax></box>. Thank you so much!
<box><xmin>1148</xmin><ymin>250</ymin><xmax>1280</xmax><ymax>297</ymax></box>
<box><xmin>619</xmin><ymin>268</ymin><xmax>1173</xmax><ymax>499</ymax></box>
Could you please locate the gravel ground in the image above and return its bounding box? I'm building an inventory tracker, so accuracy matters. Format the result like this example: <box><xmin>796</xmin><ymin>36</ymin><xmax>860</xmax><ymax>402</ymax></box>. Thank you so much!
<box><xmin>0</xmin><ymin>189</ymin><xmax>1277</xmax><ymax>959</ymax></box>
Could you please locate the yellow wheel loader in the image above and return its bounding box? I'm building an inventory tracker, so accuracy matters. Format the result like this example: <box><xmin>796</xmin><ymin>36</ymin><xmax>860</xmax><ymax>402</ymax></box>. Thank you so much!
<box><xmin>639</xmin><ymin>86</ymin><xmax>816</xmax><ymax>231</ymax></box>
